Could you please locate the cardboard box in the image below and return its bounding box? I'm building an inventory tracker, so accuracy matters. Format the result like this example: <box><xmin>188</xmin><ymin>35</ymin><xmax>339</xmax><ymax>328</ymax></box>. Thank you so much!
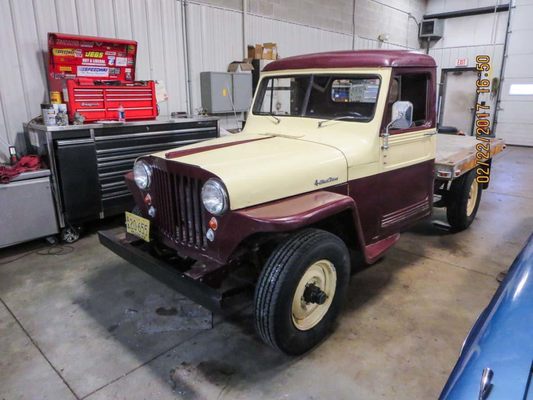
<box><xmin>227</xmin><ymin>61</ymin><xmax>254</xmax><ymax>73</ymax></box>
<box><xmin>262</xmin><ymin>43</ymin><xmax>278</xmax><ymax>60</ymax></box>
<box><xmin>247</xmin><ymin>45</ymin><xmax>263</xmax><ymax>59</ymax></box>
<box><xmin>247</xmin><ymin>43</ymin><xmax>278</xmax><ymax>60</ymax></box>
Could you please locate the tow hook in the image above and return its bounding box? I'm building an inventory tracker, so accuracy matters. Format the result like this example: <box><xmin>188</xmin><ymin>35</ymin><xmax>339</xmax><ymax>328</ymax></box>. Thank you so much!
<box><xmin>303</xmin><ymin>283</ymin><xmax>327</xmax><ymax>305</ymax></box>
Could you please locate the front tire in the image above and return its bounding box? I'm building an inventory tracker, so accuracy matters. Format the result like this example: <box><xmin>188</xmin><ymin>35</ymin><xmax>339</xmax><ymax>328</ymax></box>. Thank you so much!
<box><xmin>254</xmin><ymin>229</ymin><xmax>350</xmax><ymax>355</ymax></box>
<box><xmin>446</xmin><ymin>170</ymin><xmax>482</xmax><ymax>231</ymax></box>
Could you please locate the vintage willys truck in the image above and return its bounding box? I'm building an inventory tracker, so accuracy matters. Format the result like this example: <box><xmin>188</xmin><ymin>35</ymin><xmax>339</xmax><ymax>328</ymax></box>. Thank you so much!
<box><xmin>99</xmin><ymin>50</ymin><xmax>504</xmax><ymax>355</ymax></box>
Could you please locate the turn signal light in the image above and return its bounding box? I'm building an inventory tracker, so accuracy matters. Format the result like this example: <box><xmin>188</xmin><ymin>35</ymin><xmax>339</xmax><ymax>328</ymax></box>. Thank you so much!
<box><xmin>208</xmin><ymin>217</ymin><xmax>218</xmax><ymax>231</ymax></box>
<box><xmin>144</xmin><ymin>193</ymin><xmax>152</xmax><ymax>206</ymax></box>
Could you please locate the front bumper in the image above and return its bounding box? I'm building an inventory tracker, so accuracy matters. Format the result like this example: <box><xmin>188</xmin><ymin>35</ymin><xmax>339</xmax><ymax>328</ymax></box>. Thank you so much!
<box><xmin>98</xmin><ymin>228</ymin><xmax>228</xmax><ymax>311</ymax></box>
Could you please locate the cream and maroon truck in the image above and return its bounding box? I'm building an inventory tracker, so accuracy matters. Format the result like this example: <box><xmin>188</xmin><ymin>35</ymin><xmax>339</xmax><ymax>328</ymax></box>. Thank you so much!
<box><xmin>99</xmin><ymin>50</ymin><xmax>504</xmax><ymax>355</ymax></box>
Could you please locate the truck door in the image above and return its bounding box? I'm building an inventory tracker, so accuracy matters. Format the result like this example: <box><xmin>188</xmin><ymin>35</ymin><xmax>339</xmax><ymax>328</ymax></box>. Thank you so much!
<box><xmin>379</xmin><ymin>70</ymin><xmax>437</xmax><ymax>236</ymax></box>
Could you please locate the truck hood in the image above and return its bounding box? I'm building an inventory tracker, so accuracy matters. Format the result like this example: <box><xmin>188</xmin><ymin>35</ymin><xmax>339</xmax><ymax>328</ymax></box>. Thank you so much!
<box><xmin>152</xmin><ymin>133</ymin><xmax>348</xmax><ymax>210</ymax></box>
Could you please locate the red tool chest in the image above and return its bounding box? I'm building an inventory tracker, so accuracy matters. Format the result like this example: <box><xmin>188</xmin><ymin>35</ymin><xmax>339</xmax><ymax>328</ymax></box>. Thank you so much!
<box><xmin>66</xmin><ymin>80</ymin><xmax>158</xmax><ymax>122</ymax></box>
<box><xmin>48</xmin><ymin>33</ymin><xmax>158</xmax><ymax>122</ymax></box>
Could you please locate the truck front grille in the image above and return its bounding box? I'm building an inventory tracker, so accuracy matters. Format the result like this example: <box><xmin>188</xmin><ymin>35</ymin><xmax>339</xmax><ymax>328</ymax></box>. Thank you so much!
<box><xmin>151</xmin><ymin>167</ymin><xmax>207</xmax><ymax>249</ymax></box>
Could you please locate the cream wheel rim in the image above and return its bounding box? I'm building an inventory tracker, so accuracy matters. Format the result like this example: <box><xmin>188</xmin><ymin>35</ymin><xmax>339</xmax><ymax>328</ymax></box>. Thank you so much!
<box><xmin>466</xmin><ymin>180</ymin><xmax>479</xmax><ymax>216</ymax></box>
<box><xmin>291</xmin><ymin>260</ymin><xmax>337</xmax><ymax>331</ymax></box>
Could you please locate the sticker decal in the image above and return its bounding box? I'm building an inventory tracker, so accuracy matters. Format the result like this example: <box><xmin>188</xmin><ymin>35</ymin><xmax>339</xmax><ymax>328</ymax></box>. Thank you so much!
<box><xmin>84</xmin><ymin>51</ymin><xmax>104</xmax><ymax>58</ymax></box>
<box><xmin>77</xmin><ymin>66</ymin><xmax>109</xmax><ymax>77</ymax></box>
<box><xmin>115</xmin><ymin>56</ymin><xmax>127</xmax><ymax>67</ymax></box>
<box><xmin>53</xmin><ymin>48</ymin><xmax>76</xmax><ymax>57</ymax></box>
<box><xmin>82</xmin><ymin>58</ymin><xmax>106</xmax><ymax>65</ymax></box>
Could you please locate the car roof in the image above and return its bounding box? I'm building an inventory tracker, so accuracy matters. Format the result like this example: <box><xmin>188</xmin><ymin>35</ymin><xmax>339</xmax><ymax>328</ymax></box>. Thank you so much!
<box><xmin>263</xmin><ymin>50</ymin><xmax>436</xmax><ymax>72</ymax></box>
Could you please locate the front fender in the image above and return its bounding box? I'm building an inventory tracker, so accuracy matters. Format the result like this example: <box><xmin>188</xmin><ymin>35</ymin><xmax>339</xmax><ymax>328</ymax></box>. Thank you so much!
<box><xmin>215</xmin><ymin>190</ymin><xmax>369</xmax><ymax>263</ymax></box>
<box><xmin>234</xmin><ymin>190</ymin><xmax>356</xmax><ymax>229</ymax></box>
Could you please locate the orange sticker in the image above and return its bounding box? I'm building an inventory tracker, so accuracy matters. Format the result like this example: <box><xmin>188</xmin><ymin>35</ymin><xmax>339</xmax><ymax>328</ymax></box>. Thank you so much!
<box><xmin>59</xmin><ymin>66</ymin><xmax>72</xmax><ymax>72</ymax></box>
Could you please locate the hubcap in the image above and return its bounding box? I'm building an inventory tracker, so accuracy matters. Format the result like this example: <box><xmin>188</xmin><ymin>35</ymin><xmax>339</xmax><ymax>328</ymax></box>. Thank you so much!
<box><xmin>291</xmin><ymin>260</ymin><xmax>337</xmax><ymax>331</ymax></box>
<box><xmin>466</xmin><ymin>180</ymin><xmax>479</xmax><ymax>216</ymax></box>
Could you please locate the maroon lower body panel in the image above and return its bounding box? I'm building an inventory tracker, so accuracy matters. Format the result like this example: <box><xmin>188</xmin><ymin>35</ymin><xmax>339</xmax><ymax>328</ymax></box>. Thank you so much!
<box><xmin>126</xmin><ymin>158</ymin><xmax>434</xmax><ymax>266</ymax></box>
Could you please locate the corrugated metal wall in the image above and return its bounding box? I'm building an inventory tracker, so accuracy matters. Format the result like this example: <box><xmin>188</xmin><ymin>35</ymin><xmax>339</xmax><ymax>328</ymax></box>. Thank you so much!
<box><xmin>495</xmin><ymin>0</ymin><xmax>533</xmax><ymax>146</ymax></box>
<box><xmin>0</xmin><ymin>0</ymin><xmax>414</xmax><ymax>160</ymax></box>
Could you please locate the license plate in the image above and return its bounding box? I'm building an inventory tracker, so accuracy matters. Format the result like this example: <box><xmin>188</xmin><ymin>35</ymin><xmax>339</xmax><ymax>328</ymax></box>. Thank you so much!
<box><xmin>125</xmin><ymin>212</ymin><xmax>150</xmax><ymax>242</ymax></box>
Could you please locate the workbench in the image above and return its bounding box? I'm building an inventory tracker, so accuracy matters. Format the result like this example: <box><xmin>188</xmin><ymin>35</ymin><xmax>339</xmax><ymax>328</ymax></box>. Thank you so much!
<box><xmin>25</xmin><ymin>117</ymin><xmax>218</xmax><ymax>241</ymax></box>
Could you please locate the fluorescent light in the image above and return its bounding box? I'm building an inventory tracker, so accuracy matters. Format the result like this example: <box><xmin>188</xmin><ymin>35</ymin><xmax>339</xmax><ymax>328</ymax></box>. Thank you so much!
<box><xmin>509</xmin><ymin>84</ymin><xmax>533</xmax><ymax>95</ymax></box>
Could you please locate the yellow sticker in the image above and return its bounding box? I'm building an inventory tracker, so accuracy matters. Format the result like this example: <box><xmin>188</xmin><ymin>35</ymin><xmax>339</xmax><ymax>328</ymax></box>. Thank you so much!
<box><xmin>85</xmin><ymin>51</ymin><xmax>104</xmax><ymax>58</ymax></box>
<box><xmin>59</xmin><ymin>66</ymin><xmax>72</xmax><ymax>72</ymax></box>
<box><xmin>53</xmin><ymin>48</ymin><xmax>75</xmax><ymax>57</ymax></box>
<box><xmin>222</xmin><ymin>88</ymin><xmax>228</xmax><ymax>97</ymax></box>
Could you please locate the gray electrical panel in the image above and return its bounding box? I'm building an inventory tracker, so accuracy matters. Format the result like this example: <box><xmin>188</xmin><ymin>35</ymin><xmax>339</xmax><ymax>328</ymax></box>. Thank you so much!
<box><xmin>200</xmin><ymin>72</ymin><xmax>252</xmax><ymax>113</ymax></box>
<box><xmin>232</xmin><ymin>73</ymin><xmax>253</xmax><ymax>112</ymax></box>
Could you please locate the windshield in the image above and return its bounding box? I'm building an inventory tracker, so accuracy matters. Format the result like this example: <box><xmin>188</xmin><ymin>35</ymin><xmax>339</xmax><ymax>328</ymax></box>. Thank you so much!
<box><xmin>252</xmin><ymin>74</ymin><xmax>381</xmax><ymax>122</ymax></box>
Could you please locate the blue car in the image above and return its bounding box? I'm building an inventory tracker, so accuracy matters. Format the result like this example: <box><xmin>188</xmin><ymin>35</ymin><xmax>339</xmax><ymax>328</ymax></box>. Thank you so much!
<box><xmin>440</xmin><ymin>233</ymin><xmax>533</xmax><ymax>399</ymax></box>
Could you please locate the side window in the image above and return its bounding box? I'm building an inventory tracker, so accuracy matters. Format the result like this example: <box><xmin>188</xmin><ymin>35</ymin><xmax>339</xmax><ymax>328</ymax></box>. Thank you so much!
<box><xmin>385</xmin><ymin>73</ymin><xmax>429</xmax><ymax>133</ymax></box>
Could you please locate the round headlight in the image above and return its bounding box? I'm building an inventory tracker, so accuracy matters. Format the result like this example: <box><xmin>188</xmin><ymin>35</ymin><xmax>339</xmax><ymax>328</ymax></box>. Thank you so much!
<box><xmin>133</xmin><ymin>160</ymin><xmax>152</xmax><ymax>190</ymax></box>
<box><xmin>201</xmin><ymin>179</ymin><xmax>228</xmax><ymax>215</ymax></box>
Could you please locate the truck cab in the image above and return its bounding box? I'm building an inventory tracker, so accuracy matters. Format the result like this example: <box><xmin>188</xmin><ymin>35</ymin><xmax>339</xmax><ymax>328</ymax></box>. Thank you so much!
<box><xmin>99</xmin><ymin>50</ymin><xmax>502</xmax><ymax>355</ymax></box>
<box><xmin>245</xmin><ymin>50</ymin><xmax>437</xmax><ymax>248</ymax></box>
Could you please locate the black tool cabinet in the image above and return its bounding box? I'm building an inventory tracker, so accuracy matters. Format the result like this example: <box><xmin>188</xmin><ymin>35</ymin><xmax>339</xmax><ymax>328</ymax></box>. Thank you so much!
<box><xmin>25</xmin><ymin>118</ymin><xmax>218</xmax><ymax>241</ymax></box>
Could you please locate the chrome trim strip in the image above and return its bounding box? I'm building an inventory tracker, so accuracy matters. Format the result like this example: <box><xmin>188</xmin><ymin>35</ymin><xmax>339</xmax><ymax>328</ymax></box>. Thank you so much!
<box><xmin>94</xmin><ymin>127</ymin><xmax>215</xmax><ymax>141</ymax></box>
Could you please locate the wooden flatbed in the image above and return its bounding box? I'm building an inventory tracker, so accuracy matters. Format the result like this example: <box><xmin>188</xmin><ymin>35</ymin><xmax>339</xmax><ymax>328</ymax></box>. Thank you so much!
<box><xmin>435</xmin><ymin>134</ymin><xmax>505</xmax><ymax>180</ymax></box>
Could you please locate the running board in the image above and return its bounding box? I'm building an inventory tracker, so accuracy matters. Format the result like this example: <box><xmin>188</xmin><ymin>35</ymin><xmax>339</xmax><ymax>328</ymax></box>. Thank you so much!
<box><xmin>364</xmin><ymin>233</ymin><xmax>400</xmax><ymax>264</ymax></box>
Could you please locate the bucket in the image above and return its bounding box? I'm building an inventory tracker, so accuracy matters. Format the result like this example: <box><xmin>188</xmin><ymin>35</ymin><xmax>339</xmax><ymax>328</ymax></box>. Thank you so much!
<box><xmin>41</xmin><ymin>103</ymin><xmax>56</xmax><ymax>126</ymax></box>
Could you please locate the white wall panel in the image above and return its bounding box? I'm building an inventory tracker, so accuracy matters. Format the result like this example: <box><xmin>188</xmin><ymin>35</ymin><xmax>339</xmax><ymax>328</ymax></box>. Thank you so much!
<box><xmin>75</xmin><ymin>0</ymin><xmax>98</xmax><ymax>36</ymax></box>
<box><xmin>426</xmin><ymin>0</ymin><xmax>506</xmax><ymax>14</ymax></box>
<box><xmin>496</xmin><ymin>1</ymin><xmax>533</xmax><ymax>145</ymax></box>
<box><xmin>160</xmin><ymin>0</ymin><xmax>187</xmax><ymax>114</ymax></box>
<box><xmin>54</xmin><ymin>0</ymin><xmax>80</xmax><ymax>34</ymax></box>
<box><xmin>187</xmin><ymin>3</ymin><xmax>244</xmax><ymax>111</ymax></box>
<box><xmin>94</xmin><ymin>0</ymin><xmax>117</xmax><ymax>37</ymax></box>
<box><xmin>0</xmin><ymin>0</ymin><xmax>34</xmax><ymax>156</ymax></box>
<box><xmin>246</xmin><ymin>13</ymin><xmax>353</xmax><ymax>57</ymax></box>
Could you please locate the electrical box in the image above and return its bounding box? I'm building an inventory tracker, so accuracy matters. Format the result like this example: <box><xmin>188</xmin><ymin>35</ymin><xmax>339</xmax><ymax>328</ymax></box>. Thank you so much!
<box><xmin>231</xmin><ymin>73</ymin><xmax>253</xmax><ymax>112</ymax></box>
<box><xmin>419</xmin><ymin>19</ymin><xmax>444</xmax><ymax>40</ymax></box>
<box><xmin>200</xmin><ymin>72</ymin><xmax>252</xmax><ymax>113</ymax></box>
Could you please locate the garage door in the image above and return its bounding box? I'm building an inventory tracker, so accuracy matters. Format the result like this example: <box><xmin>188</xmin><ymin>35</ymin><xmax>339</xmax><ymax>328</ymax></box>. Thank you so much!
<box><xmin>495</xmin><ymin>0</ymin><xmax>533</xmax><ymax>146</ymax></box>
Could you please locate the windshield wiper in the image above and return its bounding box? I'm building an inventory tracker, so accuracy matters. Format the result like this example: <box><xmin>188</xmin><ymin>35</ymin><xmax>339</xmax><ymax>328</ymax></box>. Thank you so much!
<box><xmin>266</xmin><ymin>115</ymin><xmax>281</xmax><ymax>125</ymax></box>
<box><xmin>317</xmin><ymin>115</ymin><xmax>363</xmax><ymax>128</ymax></box>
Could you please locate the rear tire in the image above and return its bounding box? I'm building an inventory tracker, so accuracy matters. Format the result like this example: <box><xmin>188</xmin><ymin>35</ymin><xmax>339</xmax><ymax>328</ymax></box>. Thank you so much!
<box><xmin>254</xmin><ymin>229</ymin><xmax>350</xmax><ymax>355</ymax></box>
<box><xmin>446</xmin><ymin>170</ymin><xmax>482</xmax><ymax>231</ymax></box>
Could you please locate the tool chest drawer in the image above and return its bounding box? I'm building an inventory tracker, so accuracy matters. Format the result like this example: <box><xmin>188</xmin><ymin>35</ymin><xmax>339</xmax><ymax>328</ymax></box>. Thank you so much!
<box><xmin>26</xmin><ymin>118</ymin><xmax>219</xmax><ymax>228</ymax></box>
<box><xmin>93</xmin><ymin>120</ymin><xmax>218</xmax><ymax>216</ymax></box>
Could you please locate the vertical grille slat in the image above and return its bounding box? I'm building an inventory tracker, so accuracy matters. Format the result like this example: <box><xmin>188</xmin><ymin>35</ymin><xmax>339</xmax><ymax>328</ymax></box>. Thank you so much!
<box><xmin>192</xmin><ymin>179</ymin><xmax>199</xmax><ymax>245</ymax></box>
<box><xmin>151</xmin><ymin>166</ymin><xmax>206</xmax><ymax>249</ymax></box>
<box><xmin>179</xmin><ymin>174</ymin><xmax>188</xmax><ymax>243</ymax></box>
<box><xmin>173</xmin><ymin>174</ymin><xmax>181</xmax><ymax>240</ymax></box>
<box><xmin>186</xmin><ymin>177</ymin><xmax>194</xmax><ymax>244</ymax></box>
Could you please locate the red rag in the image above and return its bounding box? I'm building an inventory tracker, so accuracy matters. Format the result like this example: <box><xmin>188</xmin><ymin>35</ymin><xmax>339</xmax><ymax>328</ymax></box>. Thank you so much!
<box><xmin>0</xmin><ymin>155</ymin><xmax>41</xmax><ymax>184</ymax></box>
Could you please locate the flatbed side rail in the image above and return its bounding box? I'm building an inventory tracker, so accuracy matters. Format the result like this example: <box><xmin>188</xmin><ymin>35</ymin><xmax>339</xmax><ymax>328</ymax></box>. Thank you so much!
<box><xmin>435</xmin><ymin>135</ymin><xmax>505</xmax><ymax>180</ymax></box>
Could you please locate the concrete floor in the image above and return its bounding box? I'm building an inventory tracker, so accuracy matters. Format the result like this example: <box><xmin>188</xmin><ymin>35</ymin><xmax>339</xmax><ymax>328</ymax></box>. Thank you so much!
<box><xmin>1</xmin><ymin>146</ymin><xmax>532</xmax><ymax>400</ymax></box>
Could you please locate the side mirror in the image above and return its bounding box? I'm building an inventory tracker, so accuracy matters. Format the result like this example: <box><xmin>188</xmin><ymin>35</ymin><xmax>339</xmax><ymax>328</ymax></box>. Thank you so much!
<box><xmin>382</xmin><ymin>101</ymin><xmax>414</xmax><ymax>150</ymax></box>
<box><xmin>390</xmin><ymin>101</ymin><xmax>414</xmax><ymax>129</ymax></box>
